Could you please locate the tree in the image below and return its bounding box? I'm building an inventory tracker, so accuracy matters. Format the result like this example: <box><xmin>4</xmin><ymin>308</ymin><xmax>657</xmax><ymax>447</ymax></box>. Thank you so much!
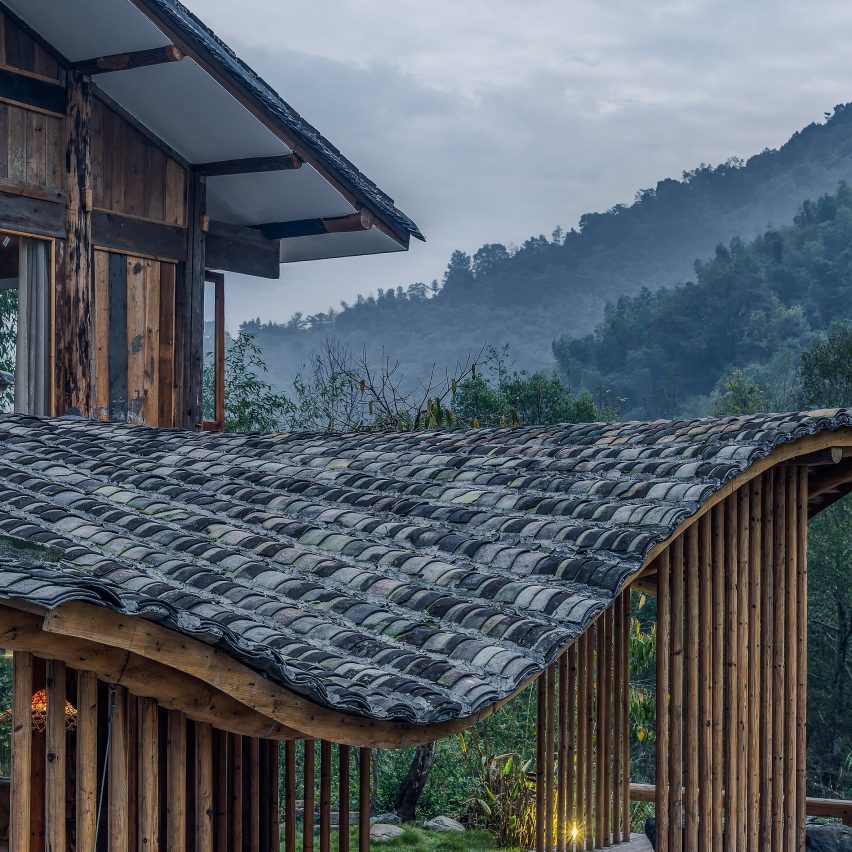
<box><xmin>799</xmin><ymin>322</ymin><xmax>852</xmax><ymax>408</ymax></box>
<box><xmin>712</xmin><ymin>368</ymin><xmax>769</xmax><ymax>415</ymax></box>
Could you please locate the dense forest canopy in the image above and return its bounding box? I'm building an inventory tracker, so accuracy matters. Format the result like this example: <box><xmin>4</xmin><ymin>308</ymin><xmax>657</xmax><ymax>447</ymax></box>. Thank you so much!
<box><xmin>247</xmin><ymin>103</ymin><xmax>852</xmax><ymax>389</ymax></box>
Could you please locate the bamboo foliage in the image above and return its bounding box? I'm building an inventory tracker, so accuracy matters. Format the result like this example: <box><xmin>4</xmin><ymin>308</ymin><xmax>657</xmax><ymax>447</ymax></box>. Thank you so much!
<box><xmin>534</xmin><ymin>587</ymin><xmax>631</xmax><ymax>851</ymax></box>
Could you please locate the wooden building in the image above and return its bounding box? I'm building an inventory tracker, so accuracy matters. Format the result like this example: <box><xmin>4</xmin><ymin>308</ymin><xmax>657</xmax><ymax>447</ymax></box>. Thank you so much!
<box><xmin>0</xmin><ymin>4</ymin><xmax>850</xmax><ymax>852</ymax></box>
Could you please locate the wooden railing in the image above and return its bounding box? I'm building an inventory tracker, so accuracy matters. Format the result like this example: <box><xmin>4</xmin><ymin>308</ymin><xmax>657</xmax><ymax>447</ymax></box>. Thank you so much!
<box><xmin>629</xmin><ymin>783</ymin><xmax>852</xmax><ymax>827</ymax></box>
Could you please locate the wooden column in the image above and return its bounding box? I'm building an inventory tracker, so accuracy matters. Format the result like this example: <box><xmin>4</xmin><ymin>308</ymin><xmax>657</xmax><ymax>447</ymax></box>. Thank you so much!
<box><xmin>655</xmin><ymin>552</ymin><xmax>671</xmax><ymax>852</ymax></box>
<box><xmin>771</xmin><ymin>467</ymin><xmax>787</xmax><ymax>852</ymax></box>
<box><xmin>684</xmin><ymin>526</ymin><xmax>699</xmax><ymax>850</ymax></box>
<box><xmin>602</xmin><ymin>610</ymin><xmax>613</xmax><ymax>848</ymax></box>
<box><xmin>181</xmin><ymin>170</ymin><xmax>206</xmax><ymax>427</ymax></box>
<box><xmin>795</xmin><ymin>467</ymin><xmax>808</xmax><ymax>852</ymax></box>
<box><xmin>283</xmin><ymin>740</ymin><xmax>296</xmax><ymax>852</ymax></box>
<box><xmin>669</xmin><ymin>536</ymin><xmax>684</xmax><ymax>852</ymax></box>
<box><xmin>138</xmin><ymin>697</ymin><xmax>160</xmax><ymax>850</ymax></box>
<box><xmin>359</xmin><ymin>748</ymin><xmax>371</xmax><ymax>852</ymax></box>
<box><xmin>759</xmin><ymin>469</ymin><xmax>775</xmax><ymax>849</ymax></box>
<box><xmin>546</xmin><ymin>663</ymin><xmax>556</xmax><ymax>852</ymax></box>
<box><xmin>737</xmin><ymin>487</ymin><xmax>750</xmax><ymax>852</ymax></box>
<box><xmin>215</xmin><ymin>732</ymin><xmax>228</xmax><ymax>852</ymax></box>
<box><xmin>723</xmin><ymin>495</ymin><xmax>739</xmax><ymax>851</ymax></box>
<box><xmin>611</xmin><ymin>618</ymin><xmax>621</xmax><ymax>848</ymax></box>
<box><xmin>196</xmin><ymin>723</ymin><xmax>214</xmax><ymax>852</ymax></box>
<box><xmin>319</xmin><ymin>740</ymin><xmax>331</xmax><ymax>852</ymax></box>
<box><xmin>229</xmin><ymin>734</ymin><xmax>243</xmax><ymax>852</ymax></box>
<box><xmin>784</xmin><ymin>468</ymin><xmax>798</xmax><ymax>851</ymax></box>
<box><xmin>576</xmin><ymin>633</ymin><xmax>588</xmax><ymax>851</ymax></box>
<box><xmin>711</xmin><ymin>505</ymin><xmax>724</xmax><ymax>849</ymax></box>
<box><xmin>697</xmin><ymin>514</ymin><xmax>713</xmax><ymax>852</ymax></box>
<box><xmin>747</xmin><ymin>477</ymin><xmax>762</xmax><ymax>852</ymax></box>
<box><xmin>270</xmin><ymin>741</ymin><xmax>281</xmax><ymax>852</ymax></box>
<box><xmin>46</xmin><ymin>658</ymin><xmax>68</xmax><ymax>850</ymax></box>
<box><xmin>10</xmin><ymin>651</ymin><xmax>33</xmax><ymax>852</ymax></box>
<box><xmin>303</xmin><ymin>740</ymin><xmax>315</xmax><ymax>852</ymax></box>
<box><xmin>109</xmin><ymin>687</ymin><xmax>129</xmax><ymax>852</ymax></box>
<box><xmin>536</xmin><ymin>673</ymin><xmax>546</xmax><ymax>852</ymax></box>
<box><xmin>340</xmin><ymin>744</ymin><xmax>351</xmax><ymax>852</ymax></box>
<box><xmin>584</xmin><ymin>631</ymin><xmax>595</xmax><ymax>851</ymax></box>
<box><xmin>167</xmin><ymin>711</ymin><xmax>187</xmax><ymax>852</ymax></box>
<box><xmin>558</xmin><ymin>652</ymin><xmax>568</xmax><ymax>852</ymax></box>
<box><xmin>77</xmin><ymin>671</ymin><xmax>98</xmax><ymax>852</ymax></box>
<box><xmin>58</xmin><ymin>70</ymin><xmax>93</xmax><ymax>417</ymax></box>
<box><xmin>620</xmin><ymin>591</ymin><xmax>630</xmax><ymax>844</ymax></box>
<box><xmin>566</xmin><ymin>644</ymin><xmax>578</xmax><ymax>845</ymax></box>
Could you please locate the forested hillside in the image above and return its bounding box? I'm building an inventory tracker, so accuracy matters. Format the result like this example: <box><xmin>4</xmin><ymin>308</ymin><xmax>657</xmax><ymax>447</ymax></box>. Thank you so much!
<box><xmin>248</xmin><ymin>104</ymin><xmax>852</xmax><ymax>387</ymax></box>
<box><xmin>554</xmin><ymin>184</ymin><xmax>852</xmax><ymax>419</ymax></box>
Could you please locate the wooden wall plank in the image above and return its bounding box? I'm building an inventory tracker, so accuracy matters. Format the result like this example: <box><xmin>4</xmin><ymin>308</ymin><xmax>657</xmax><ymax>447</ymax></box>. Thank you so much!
<box><xmin>7</xmin><ymin>103</ymin><xmax>24</xmax><ymax>181</ymax></box>
<box><xmin>567</xmin><ymin>643</ymin><xmax>578</xmax><ymax>842</ymax></box>
<box><xmin>76</xmin><ymin>671</ymin><xmax>98</xmax><ymax>852</ymax></box>
<box><xmin>620</xmin><ymin>591</ymin><xmax>630</xmax><ymax>843</ymax></box>
<box><xmin>167</xmin><ymin>711</ymin><xmax>187</xmax><ymax>852</ymax></box>
<box><xmin>269</xmin><ymin>740</ymin><xmax>281</xmax><ymax>852</ymax></box>
<box><xmin>249</xmin><ymin>737</ymin><xmax>261</xmax><ymax>852</ymax></box>
<box><xmin>143</xmin><ymin>259</ymin><xmax>161</xmax><ymax>424</ymax></box>
<box><xmin>107</xmin><ymin>252</ymin><xmax>128</xmax><ymax>421</ymax></box>
<box><xmin>283</xmin><ymin>740</ymin><xmax>295</xmax><ymax>852</ymax></box>
<box><xmin>10</xmin><ymin>651</ymin><xmax>33</xmax><ymax>852</ymax></box>
<box><xmin>165</xmin><ymin>157</ymin><xmax>187</xmax><ymax>227</ymax></box>
<box><xmin>126</xmin><ymin>257</ymin><xmax>147</xmax><ymax>424</ymax></box>
<box><xmin>584</xmin><ymin>631</ymin><xmax>595</xmax><ymax>851</ymax></box>
<box><xmin>602</xmin><ymin>610</ymin><xmax>613</xmax><ymax>849</ymax></box>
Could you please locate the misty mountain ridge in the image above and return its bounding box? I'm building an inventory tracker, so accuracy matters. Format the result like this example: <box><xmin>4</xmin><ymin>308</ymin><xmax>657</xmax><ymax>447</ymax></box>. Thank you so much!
<box><xmin>244</xmin><ymin>102</ymin><xmax>852</xmax><ymax>390</ymax></box>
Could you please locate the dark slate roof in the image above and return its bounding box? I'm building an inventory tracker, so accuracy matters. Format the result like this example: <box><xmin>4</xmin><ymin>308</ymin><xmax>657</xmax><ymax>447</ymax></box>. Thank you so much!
<box><xmin>145</xmin><ymin>0</ymin><xmax>423</xmax><ymax>243</ymax></box>
<box><xmin>0</xmin><ymin>410</ymin><xmax>849</xmax><ymax>726</ymax></box>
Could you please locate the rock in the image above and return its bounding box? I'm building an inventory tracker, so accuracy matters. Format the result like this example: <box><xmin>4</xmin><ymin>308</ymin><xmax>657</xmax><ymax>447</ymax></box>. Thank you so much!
<box><xmin>806</xmin><ymin>822</ymin><xmax>852</xmax><ymax>851</ymax></box>
<box><xmin>371</xmin><ymin>813</ymin><xmax>401</xmax><ymax>825</ymax></box>
<box><xmin>370</xmin><ymin>824</ymin><xmax>405</xmax><ymax>841</ymax></box>
<box><xmin>423</xmin><ymin>815</ymin><xmax>466</xmax><ymax>832</ymax></box>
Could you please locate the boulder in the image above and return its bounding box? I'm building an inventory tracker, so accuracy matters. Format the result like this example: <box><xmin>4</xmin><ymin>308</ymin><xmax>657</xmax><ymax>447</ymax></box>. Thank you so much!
<box><xmin>424</xmin><ymin>815</ymin><xmax>466</xmax><ymax>832</ymax></box>
<box><xmin>806</xmin><ymin>822</ymin><xmax>852</xmax><ymax>851</ymax></box>
<box><xmin>370</xmin><ymin>824</ymin><xmax>405</xmax><ymax>841</ymax></box>
<box><xmin>371</xmin><ymin>813</ymin><xmax>401</xmax><ymax>825</ymax></box>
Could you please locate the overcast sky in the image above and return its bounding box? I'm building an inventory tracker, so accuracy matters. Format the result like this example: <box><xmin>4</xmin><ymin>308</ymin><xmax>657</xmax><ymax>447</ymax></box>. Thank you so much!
<box><xmin>193</xmin><ymin>0</ymin><xmax>852</xmax><ymax>331</ymax></box>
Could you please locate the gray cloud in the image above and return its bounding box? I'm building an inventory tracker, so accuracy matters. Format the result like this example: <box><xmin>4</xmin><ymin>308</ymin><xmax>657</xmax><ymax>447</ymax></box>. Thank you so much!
<box><xmin>195</xmin><ymin>0</ymin><xmax>852</xmax><ymax>331</ymax></box>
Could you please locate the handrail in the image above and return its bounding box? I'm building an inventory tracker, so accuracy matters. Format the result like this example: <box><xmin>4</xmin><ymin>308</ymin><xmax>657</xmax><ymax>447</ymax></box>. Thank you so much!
<box><xmin>628</xmin><ymin>783</ymin><xmax>852</xmax><ymax>826</ymax></box>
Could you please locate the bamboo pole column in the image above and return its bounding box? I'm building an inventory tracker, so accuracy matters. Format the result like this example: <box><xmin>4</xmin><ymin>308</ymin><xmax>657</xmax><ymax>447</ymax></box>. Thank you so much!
<box><xmin>319</xmin><ymin>741</ymin><xmax>332</xmax><ymax>852</ymax></box>
<box><xmin>612</xmin><ymin>598</ymin><xmax>623</xmax><ymax>846</ymax></box>
<box><xmin>138</xmin><ymin>697</ymin><xmax>160</xmax><ymax>851</ymax></box>
<box><xmin>340</xmin><ymin>745</ymin><xmax>351</xmax><ymax>852</ymax></box>
<box><xmin>567</xmin><ymin>644</ymin><xmax>578</xmax><ymax>847</ymax></box>
<box><xmin>723</xmin><ymin>496</ymin><xmax>739</xmax><ymax>851</ymax></box>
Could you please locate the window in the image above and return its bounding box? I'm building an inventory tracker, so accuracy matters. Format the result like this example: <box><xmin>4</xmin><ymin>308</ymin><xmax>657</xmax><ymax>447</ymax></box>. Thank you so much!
<box><xmin>0</xmin><ymin>233</ymin><xmax>51</xmax><ymax>415</ymax></box>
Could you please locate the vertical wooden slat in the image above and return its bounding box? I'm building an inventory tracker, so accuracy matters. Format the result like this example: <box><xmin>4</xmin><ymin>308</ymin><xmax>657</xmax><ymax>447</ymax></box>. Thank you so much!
<box><xmin>536</xmin><ymin>673</ymin><xmax>546</xmax><ymax>852</ymax></box>
<box><xmin>747</xmin><ymin>477</ymin><xmax>762</xmax><ymax>852</ymax></box>
<box><xmin>282</xmin><ymin>740</ymin><xmax>295</xmax><ymax>852</ymax></box>
<box><xmin>167</xmin><ymin>711</ymin><xmax>187</xmax><ymax>852</ymax></box>
<box><xmin>655</xmin><ymin>552</ymin><xmax>671</xmax><ymax>852</ymax></box>
<box><xmin>576</xmin><ymin>634</ymin><xmax>587</xmax><ymax>851</ymax></box>
<box><xmin>77</xmin><ymin>671</ymin><xmax>98</xmax><ymax>852</ymax></box>
<box><xmin>196</xmin><ymin>723</ymin><xmax>214</xmax><ymax>852</ymax></box>
<box><xmin>795</xmin><ymin>467</ymin><xmax>808</xmax><ymax>852</ymax></box>
<box><xmin>303</xmin><ymin>740</ymin><xmax>315</xmax><ymax>852</ymax></box>
<box><xmin>772</xmin><ymin>467</ymin><xmax>787</xmax><ymax>852</ymax></box>
<box><xmin>546</xmin><ymin>664</ymin><xmax>556</xmax><ymax>852</ymax></box>
<box><xmin>611</xmin><ymin>612</ymin><xmax>621</xmax><ymax>848</ymax></box>
<box><xmin>684</xmin><ymin>526</ymin><xmax>699</xmax><ymax>850</ymax></box>
<box><xmin>596</xmin><ymin>618</ymin><xmax>606</xmax><ymax>849</ymax></box>
<box><xmin>269</xmin><ymin>741</ymin><xmax>281</xmax><ymax>852</ymax></box>
<box><xmin>711</xmin><ymin>504</ymin><xmax>725</xmax><ymax>851</ymax></box>
<box><xmin>566</xmin><ymin>643</ymin><xmax>577</xmax><ymax>845</ymax></box>
<box><xmin>127</xmin><ymin>695</ymin><xmax>139</xmax><ymax>851</ymax></box>
<box><xmin>215</xmin><ymin>731</ymin><xmax>228</xmax><ymax>852</ymax></box>
<box><xmin>584</xmin><ymin>630</ymin><xmax>595</xmax><ymax>851</ymax></box>
<box><xmin>620</xmin><ymin>591</ymin><xmax>630</xmax><ymax>843</ymax></box>
<box><xmin>759</xmin><ymin>469</ymin><xmax>774</xmax><ymax>849</ymax></box>
<box><xmin>669</xmin><ymin>537</ymin><xmax>684</xmax><ymax>852</ymax></box>
<box><xmin>319</xmin><ymin>741</ymin><xmax>331</xmax><ymax>852</ymax></box>
<box><xmin>558</xmin><ymin>652</ymin><xmax>568</xmax><ymax>852</ymax></box>
<box><xmin>10</xmin><ymin>651</ymin><xmax>33</xmax><ymax>852</ymax></box>
<box><xmin>359</xmin><ymin>748</ymin><xmax>371</xmax><ymax>852</ymax></box>
<box><xmin>139</xmin><ymin>697</ymin><xmax>159</xmax><ymax>851</ymax></box>
<box><xmin>737</xmin><ymin>487</ymin><xmax>750</xmax><ymax>852</ymax></box>
<box><xmin>229</xmin><ymin>734</ymin><xmax>243</xmax><ymax>852</ymax></box>
<box><xmin>784</xmin><ymin>468</ymin><xmax>798</xmax><ymax>852</ymax></box>
<box><xmin>249</xmin><ymin>737</ymin><xmax>261</xmax><ymax>852</ymax></box>
<box><xmin>109</xmin><ymin>687</ymin><xmax>129</xmax><ymax>852</ymax></box>
<box><xmin>339</xmin><ymin>745</ymin><xmax>351</xmax><ymax>852</ymax></box>
<box><xmin>723</xmin><ymin>495</ymin><xmax>739</xmax><ymax>852</ymax></box>
<box><xmin>697</xmin><ymin>514</ymin><xmax>712</xmax><ymax>852</ymax></box>
<box><xmin>602</xmin><ymin>609</ymin><xmax>613</xmax><ymax>849</ymax></box>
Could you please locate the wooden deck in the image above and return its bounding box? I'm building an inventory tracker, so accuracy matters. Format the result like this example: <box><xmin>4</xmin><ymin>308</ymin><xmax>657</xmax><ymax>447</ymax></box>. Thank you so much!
<box><xmin>589</xmin><ymin>835</ymin><xmax>652</xmax><ymax>851</ymax></box>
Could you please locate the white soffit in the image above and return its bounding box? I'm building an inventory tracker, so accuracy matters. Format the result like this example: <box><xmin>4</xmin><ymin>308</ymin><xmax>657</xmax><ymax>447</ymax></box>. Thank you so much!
<box><xmin>206</xmin><ymin>166</ymin><xmax>356</xmax><ymax>226</ymax></box>
<box><xmin>4</xmin><ymin>0</ymin><xmax>171</xmax><ymax>62</ymax></box>
<box><xmin>96</xmin><ymin>59</ymin><xmax>290</xmax><ymax>163</ymax></box>
<box><xmin>279</xmin><ymin>229</ymin><xmax>404</xmax><ymax>264</ymax></box>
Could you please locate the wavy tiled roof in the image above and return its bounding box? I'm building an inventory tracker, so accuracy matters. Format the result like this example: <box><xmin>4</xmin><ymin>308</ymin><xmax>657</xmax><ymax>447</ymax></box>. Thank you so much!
<box><xmin>0</xmin><ymin>411</ymin><xmax>849</xmax><ymax>725</ymax></box>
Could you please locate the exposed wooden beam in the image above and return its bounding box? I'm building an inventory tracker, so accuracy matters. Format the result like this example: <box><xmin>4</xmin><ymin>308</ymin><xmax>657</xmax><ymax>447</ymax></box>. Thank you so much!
<box><xmin>206</xmin><ymin>219</ymin><xmax>280</xmax><ymax>279</ymax></box>
<box><xmin>0</xmin><ymin>65</ymin><xmax>64</xmax><ymax>115</ymax></box>
<box><xmin>197</xmin><ymin>153</ymin><xmax>302</xmax><ymax>177</ymax></box>
<box><xmin>71</xmin><ymin>45</ymin><xmax>184</xmax><ymax>76</ymax></box>
<box><xmin>92</xmin><ymin>210</ymin><xmax>188</xmax><ymax>262</ymax></box>
<box><xmin>259</xmin><ymin>209</ymin><xmax>374</xmax><ymax>241</ymax></box>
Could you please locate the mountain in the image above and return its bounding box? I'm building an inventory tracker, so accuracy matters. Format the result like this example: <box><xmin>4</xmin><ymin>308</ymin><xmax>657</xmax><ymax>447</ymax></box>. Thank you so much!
<box><xmin>245</xmin><ymin>103</ymin><xmax>852</xmax><ymax>389</ymax></box>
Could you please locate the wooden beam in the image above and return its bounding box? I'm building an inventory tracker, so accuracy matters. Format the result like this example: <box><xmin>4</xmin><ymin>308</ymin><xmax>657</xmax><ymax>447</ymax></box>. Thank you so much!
<box><xmin>0</xmin><ymin>189</ymin><xmax>65</xmax><ymax>238</ymax></box>
<box><xmin>206</xmin><ymin>219</ymin><xmax>280</xmax><ymax>279</ymax></box>
<box><xmin>197</xmin><ymin>153</ymin><xmax>302</xmax><ymax>177</ymax></box>
<box><xmin>9</xmin><ymin>651</ymin><xmax>33</xmax><ymax>852</ymax></box>
<box><xmin>70</xmin><ymin>45</ymin><xmax>183</xmax><ymax>76</ymax></box>
<box><xmin>0</xmin><ymin>65</ymin><xmax>64</xmax><ymax>115</ymax></box>
<box><xmin>92</xmin><ymin>209</ymin><xmax>188</xmax><ymax>261</ymax></box>
<box><xmin>258</xmin><ymin>209</ymin><xmax>374</xmax><ymax>241</ymax></box>
<box><xmin>0</xmin><ymin>606</ymin><xmax>293</xmax><ymax>738</ymax></box>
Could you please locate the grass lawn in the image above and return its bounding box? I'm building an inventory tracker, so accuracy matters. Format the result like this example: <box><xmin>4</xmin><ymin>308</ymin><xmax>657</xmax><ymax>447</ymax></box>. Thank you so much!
<box><xmin>292</xmin><ymin>826</ymin><xmax>523</xmax><ymax>851</ymax></box>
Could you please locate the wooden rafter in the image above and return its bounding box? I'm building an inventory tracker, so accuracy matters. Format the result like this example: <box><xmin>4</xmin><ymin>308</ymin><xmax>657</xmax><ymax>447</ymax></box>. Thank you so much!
<box><xmin>70</xmin><ymin>45</ymin><xmax>184</xmax><ymax>76</ymax></box>
<box><xmin>197</xmin><ymin>153</ymin><xmax>302</xmax><ymax>177</ymax></box>
<box><xmin>259</xmin><ymin>209</ymin><xmax>374</xmax><ymax>241</ymax></box>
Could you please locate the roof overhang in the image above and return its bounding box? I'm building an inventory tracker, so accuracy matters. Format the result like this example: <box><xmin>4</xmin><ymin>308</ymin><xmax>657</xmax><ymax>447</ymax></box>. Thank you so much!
<box><xmin>4</xmin><ymin>0</ymin><xmax>422</xmax><ymax>265</ymax></box>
